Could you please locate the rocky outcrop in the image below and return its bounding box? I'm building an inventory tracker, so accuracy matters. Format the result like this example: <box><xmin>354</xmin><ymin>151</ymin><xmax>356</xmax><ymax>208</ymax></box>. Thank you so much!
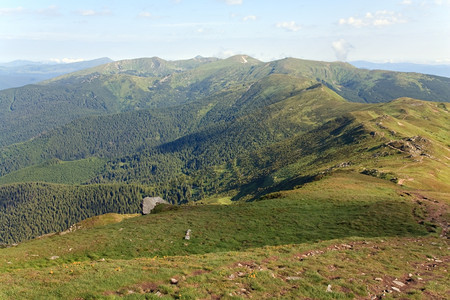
<box><xmin>386</xmin><ymin>136</ymin><xmax>432</xmax><ymax>159</ymax></box>
<box><xmin>142</xmin><ymin>197</ymin><xmax>168</xmax><ymax>215</ymax></box>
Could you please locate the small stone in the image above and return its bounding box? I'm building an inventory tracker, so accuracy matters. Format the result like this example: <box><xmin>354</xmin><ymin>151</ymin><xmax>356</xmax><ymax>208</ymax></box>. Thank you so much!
<box><xmin>391</xmin><ymin>287</ymin><xmax>401</xmax><ymax>292</ymax></box>
<box><xmin>326</xmin><ymin>284</ymin><xmax>332</xmax><ymax>292</ymax></box>
<box><xmin>155</xmin><ymin>291</ymin><xmax>162</xmax><ymax>297</ymax></box>
<box><xmin>408</xmin><ymin>273</ymin><xmax>413</xmax><ymax>277</ymax></box>
<box><xmin>286</xmin><ymin>276</ymin><xmax>301</xmax><ymax>281</ymax></box>
<box><xmin>170</xmin><ymin>278</ymin><xmax>178</xmax><ymax>284</ymax></box>
<box><xmin>98</xmin><ymin>258</ymin><xmax>106</xmax><ymax>262</ymax></box>
<box><xmin>418</xmin><ymin>277</ymin><xmax>423</xmax><ymax>281</ymax></box>
<box><xmin>50</xmin><ymin>256</ymin><xmax>59</xmax><ymax>260</ymax></box>
<box><xmin>184</xmin><ymin>229</ymin><xmax>191</xmax><ymax>240</ymax></box>
<box><xmin>237</xmin><ymin>272</ymin><xmax>245</xmax><ymax>277</ymax></box>
<box><xmin>228</xmin><ymin>274</ymin><xmax>235</xmax><ymax>280</ymax></box>
<box><xmin>393</xmin><ymin>280</ymin><xmax>405</xmax><ymax>287</ymax></box>
<box><xmin>374</xmin><ymin>277</ymin><xmax>383</xmax><ymax>281</ymax></box>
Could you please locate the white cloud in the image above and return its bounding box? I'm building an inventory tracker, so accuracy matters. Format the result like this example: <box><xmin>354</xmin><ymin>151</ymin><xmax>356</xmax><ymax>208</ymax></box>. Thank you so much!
<box><xmin>216</xmin><ymin>49</ymin><xmax>238</xmax><ymax>58</ymax></box>
<box><xmin>339</xmin><ymin>11</ymin><xmax>406</xmax><ymax>27</ymax></box>
<box><xmin>76</xmin><ymin>9</ymin><xmax>111</xmax><ymax>16</ymax></box>
<box><xmin>400</xmin><ymin>0</ymin><xmax>450</xmax><ymax>6</ymax></box>
<box><xmin>0</xmin><ymin>5</ymin><xmax>60</xmax><ymax>17</ymax></box>
<box><xmin>0</xmin><ymin>6</ymin><xmax>24</xmax><ymax>15</ymax></box>
<box><xmin>222</xmin><ymin>0</ymin><xmax>243</xmax><ymax>5</ymax></box>
<box><xmin>332</xmin><ymin>39</ymin><xmax>353</xmax><ymax>61</ymax></box>
<box><xmin>276</xmin><ymin>21</ymin><xmax>301</xmax><ymax>32</ymax></box>
<box><xmin>49</xmin><ymin>58</ymin><xmax>86</xmax><ymax>63</ymax></box>
<box><xmin>138</xmin><ymin>11</ymin><xmax>152</xmax><ymax>18</ymax></box>
<box><xmin>243</xmin><ymin>15</ymin><xmax>256</xmax><ymax>21</ymax></box>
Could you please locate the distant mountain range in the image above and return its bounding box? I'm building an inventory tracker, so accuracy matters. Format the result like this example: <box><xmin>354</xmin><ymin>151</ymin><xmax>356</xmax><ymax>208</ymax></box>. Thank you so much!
<box><xmin>0</xmin><ymin>57</ymin><xmax>113</xmax><ymax>90</ymax></box>
<box><xmin>350</xmin><ymin>61</ymin><xmax>450</xmax><ymax>78</ymax></box>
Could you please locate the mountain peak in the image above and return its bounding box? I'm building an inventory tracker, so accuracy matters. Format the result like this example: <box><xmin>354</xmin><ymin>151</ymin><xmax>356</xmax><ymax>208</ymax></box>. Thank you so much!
<box><xmin>225</xmin><ymin>55</ymin><xmax>261</xmax><ymax>64</ymax></box>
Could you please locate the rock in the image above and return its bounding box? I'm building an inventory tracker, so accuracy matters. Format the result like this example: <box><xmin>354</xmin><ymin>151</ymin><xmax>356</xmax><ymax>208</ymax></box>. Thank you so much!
<box><xmin>286</xmin><ymin>276</ymin><xmax>301</xmax><ymax>281</ymax></box>
<box><xmin>49</xmin><ymin>256</ymin><xmax>59</xmax><ymax>260</ymax></box>
<box><xmin>184</xmin><ymin>229</ymin><xmax>191</xmax><ymax>240</ymax></box>
<box><xmin>170</xmin><ymin>278</ymin><xmax>178</xmax><ymax>284</ymax></box>
<box><xmin>374</xmin><ymin>277</ymin><xmax>383</xmax><ymax>281</ymax></box>
<box><xmin>393</xmin><ymin>280</ymin><xmax>405</xmax><ymax>287</ymax></box>
<box><xmin>391</xmin><ymin>286</ymin><xmax>401</xmax><ymax>292</ymax></box>
<box><xmin>142</xmin><ymin>197</ymin><xmax>168</xmax><ymax>215</ymax></box>
<box><xmin>326</xmin><ymin>284</ymin><xmax>332</xmax><ymax>292</ymax></box>
<box><xmin>155</xmin><ymin>291</ymin><xmax>162</xmax><ymax>297</ymax></box>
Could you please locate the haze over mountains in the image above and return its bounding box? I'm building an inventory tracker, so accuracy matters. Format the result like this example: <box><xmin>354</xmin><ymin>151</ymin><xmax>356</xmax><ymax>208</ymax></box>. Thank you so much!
<box><xmin>0</xmin><ymin>57</ymin><xmax>113</xmax><ymax>90</ymax></box>
<box><xmin>351</xmin><ymin>61</ymin><xmax>450</xmax><ymax>78</ymax></box>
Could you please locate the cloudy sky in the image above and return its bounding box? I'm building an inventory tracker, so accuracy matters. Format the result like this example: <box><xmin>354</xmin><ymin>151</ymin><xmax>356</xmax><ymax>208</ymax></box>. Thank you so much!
<box><xmin>1</xmin><ymin>0</ymin><xmax>449</xmax><ymax>63</ymax></box>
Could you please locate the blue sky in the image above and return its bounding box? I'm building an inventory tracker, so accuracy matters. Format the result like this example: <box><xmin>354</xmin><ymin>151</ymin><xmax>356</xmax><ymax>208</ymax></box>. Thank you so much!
<box><xmin>1</xmin><ymin>0</ymin><xmax>449</xmax><ymax>63</ymax></box>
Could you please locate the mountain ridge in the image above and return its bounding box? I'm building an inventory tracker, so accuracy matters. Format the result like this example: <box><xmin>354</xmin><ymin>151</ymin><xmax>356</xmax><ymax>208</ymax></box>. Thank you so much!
<box><xmin>1</xmin><ymin>55</ymin><xmax>449</xmax><ymax>148</ymax></box>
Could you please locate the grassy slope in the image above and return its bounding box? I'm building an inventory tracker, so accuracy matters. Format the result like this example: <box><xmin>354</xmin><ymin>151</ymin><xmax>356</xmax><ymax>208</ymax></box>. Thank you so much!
<box><xmin>0</xmin><ymin>173</ymin><xmax>447</xmax><ymax>299</ymax></box>
<box><xmin>225</xmin><ymin>98</ymin><xmax>450</xmax><ymax>201</ymax></box>
<box><xmin>0</xmin><ymin>96</ymin><xmax>447</xmax><ymax>245</ymax></box>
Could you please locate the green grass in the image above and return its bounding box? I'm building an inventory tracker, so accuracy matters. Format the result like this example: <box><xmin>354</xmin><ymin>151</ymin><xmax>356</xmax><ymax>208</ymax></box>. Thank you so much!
<box><xmin>0</xmin><ymin>173</ymin><xmax>431</xmax><ymax>267</ymax></box>
<box><xmin>0</xmin><ymin>172</ymin><xmax>448</xmax><ymax>298</ymax></box>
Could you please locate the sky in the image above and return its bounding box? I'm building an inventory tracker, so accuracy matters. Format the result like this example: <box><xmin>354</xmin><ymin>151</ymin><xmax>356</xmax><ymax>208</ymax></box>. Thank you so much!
<box><xmin>1</xmin><ymin>0</ymin><xmax>449</xmax><ymax>63</ymax></box>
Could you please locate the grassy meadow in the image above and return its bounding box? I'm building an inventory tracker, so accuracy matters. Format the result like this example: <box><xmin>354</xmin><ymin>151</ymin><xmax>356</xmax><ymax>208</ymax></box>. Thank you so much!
<box><xmin>0</xmin><ymin>172</ymin><xmax>448</xmax><ymax>299</ymax></box>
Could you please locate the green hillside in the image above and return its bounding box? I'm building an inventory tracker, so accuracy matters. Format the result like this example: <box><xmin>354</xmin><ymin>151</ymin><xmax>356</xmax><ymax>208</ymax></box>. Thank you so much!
<box><xmin>0</xmin><ymin>173</ymin><xmax>447</xmax><ymax>299</ymax></box>
<box><xmin>0</xmin><ymin>77</ymin><xmax>350</xmax><ymax>176</ymax></box>
<box><xmin>0</xmin><ymin>95</ymin><xmax>448</xmax><ymax>243</ymax></box>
